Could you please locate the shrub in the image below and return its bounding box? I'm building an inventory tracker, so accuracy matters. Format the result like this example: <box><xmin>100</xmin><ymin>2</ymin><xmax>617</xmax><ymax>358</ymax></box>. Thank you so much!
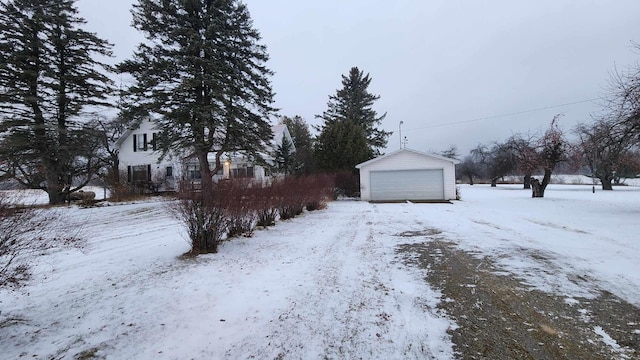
<box><xmin>107</xmin><ymin>171</ymin><xmax>142</xmax><ymax>202</ymax></box>
<box><xmin>174</xmin><ymin>174</ymin><xmax>336</xmax><ymax>254</ymax></box>
<box><xmin>174</xmin><ymin>186</ymin><xmax>229</xmax><ymax>254</ymax></box>
<box><xmin>252</xmin><ymin>181</ymin><xmax>278</xmax><ymax>227</ymax></box>
<box><xmin>224</xmin><ymin>180</ymin><xmax>258</xmax><ymax>238</ymax></box>
<box><xmin>0</xmin><ymin>192</ymin><xmax>83</xmax><ymax>289</ymax></box>
<box><xmin>333</xmin><ymin>171</ymin><xmax>359</xmax><ymax>198</ymax></box>
<box><xmin>274</xmin><ymin>177</ymin><xmax>305</xmax><ymax>220</ymax></box>
<box><xmin>302</xmin><ymin>174</ymin><xmax>333</xmax><ymax>211</ymax></box>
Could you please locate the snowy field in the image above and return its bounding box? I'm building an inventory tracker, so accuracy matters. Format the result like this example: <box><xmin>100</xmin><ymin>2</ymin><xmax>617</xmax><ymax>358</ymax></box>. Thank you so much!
<box><xmin>0</xmin><ymin>185</ymin><xmax>109</xmax><ymax>205</ymax></box>
<box><xmin>1</xmin><ymin>184</ymin><xmax>639</xmax><ymax>359</ymax></box>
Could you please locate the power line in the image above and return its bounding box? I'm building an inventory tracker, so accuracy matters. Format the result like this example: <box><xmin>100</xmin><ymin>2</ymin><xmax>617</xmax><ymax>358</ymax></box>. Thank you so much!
<box><xmin>405</xmin><ymin>98</ymin><xmax>602</xmax><ymax>131</ymax></box>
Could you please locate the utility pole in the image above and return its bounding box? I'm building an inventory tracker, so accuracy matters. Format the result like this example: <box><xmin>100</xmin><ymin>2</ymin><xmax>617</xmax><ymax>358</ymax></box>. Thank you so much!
<box><xmin>399</xmin><ymin>121</ymin><xmax>403</xmax><ymax>149</ymax></box>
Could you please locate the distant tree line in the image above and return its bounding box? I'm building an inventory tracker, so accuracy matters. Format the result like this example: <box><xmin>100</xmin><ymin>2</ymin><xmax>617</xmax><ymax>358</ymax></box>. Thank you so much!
<box><xmin>453</xmin><ymin>58</ymin><xmax>640</xmax><ymax>198</ymax></box>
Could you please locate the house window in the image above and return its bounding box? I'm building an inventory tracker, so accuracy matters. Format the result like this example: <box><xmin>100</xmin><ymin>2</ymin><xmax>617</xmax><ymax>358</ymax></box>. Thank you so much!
<box><xmin>131</xmin><ymin>165</ymin><xmax>149</xmax><ymax>185</ymax></box>
<box><xmin>166</xmin><ymin>166</ymin><xmax>173</xmax><ymax>177</ymax></box>
<box><xmin>136</xmin><ymin>134</ymin><xmax>147</xmax><ymax>151</ymax></box>
<box><xmin>186</xmin><ymin>164</ymin><xmax>201</xmax><ymax>180</ymax></box>
<box><xmin>231</xmin><ymin>166</ymin><xmax>254</xmax><ymax>178</ymax></box>
<box><xmin>133</xmin><ymin>134</ymin><xmax>148</xmax><ymax>152</ymax></box>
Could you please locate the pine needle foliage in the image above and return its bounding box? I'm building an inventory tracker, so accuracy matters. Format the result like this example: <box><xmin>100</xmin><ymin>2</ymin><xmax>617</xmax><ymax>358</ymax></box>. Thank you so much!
<box><xmin>0</xmin><ymin>0</ymin><xmax>114</xmax><ymax>204</ymax></box>
<box><xmin>315</xmin><ymin>67</ymin><xmax>390</xmax><ymax>172</ymax></box>
<box><xmin>119</xmin><ymin>0</ymin><xmax>277</xmax><ymax>191</ymax></box>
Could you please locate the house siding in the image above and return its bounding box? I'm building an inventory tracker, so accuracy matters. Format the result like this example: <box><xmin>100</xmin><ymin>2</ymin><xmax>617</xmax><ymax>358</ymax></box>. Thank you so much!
<box><xmin>117</xmin><ymin>119</ymin><xmax>180</xmax><ymax>191</ymax></box>
<box><xmin>116</xmin><ymin>120</ymin><xmax>294</xmax><ymax>192</ymax></box>
<box><xmin>357</xmin><ymin>150</ymin><xmax>457</xmax><ymax>201</ymax></box>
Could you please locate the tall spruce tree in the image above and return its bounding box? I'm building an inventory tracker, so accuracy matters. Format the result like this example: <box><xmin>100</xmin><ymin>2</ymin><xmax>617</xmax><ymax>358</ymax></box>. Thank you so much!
<box><xmin>314</xmin><ymin>119</ymin><xmax>371</xmax><ymax>173</ymax></box>
<box><xmin>273</xmin><ymin>135</ymin><xmax>295</xmax><ymax>175</ymax></box>
<box><xmin>317</xmin><ymin>67</ymin><xmax>390</xmax><ymax>156</ymax></box>
<box><xmin>315</xmin><ymin>67</ymin><xmax>389</xmax><ymax>173</ymax></box>
<box><xmin>119</xmin><ymin>0</ymin><xmax>276</xmax><ymax>190</ymax></box>
<box><xmin>280</xmin><ymin>115</ymin><xmax>316</xmax><ymax>174</ymax></box>
<box><xmin>0</xmin><ymin>0</ymin><xmax>114</xmax><ymax>204</ymax></box>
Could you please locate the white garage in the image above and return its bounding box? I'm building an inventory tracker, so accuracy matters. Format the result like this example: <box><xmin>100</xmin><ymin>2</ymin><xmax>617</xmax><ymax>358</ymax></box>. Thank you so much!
<box><xmin>356</xmin><ymin>148</ymin><xmax>459</xmax><ymax>202</ymax></box>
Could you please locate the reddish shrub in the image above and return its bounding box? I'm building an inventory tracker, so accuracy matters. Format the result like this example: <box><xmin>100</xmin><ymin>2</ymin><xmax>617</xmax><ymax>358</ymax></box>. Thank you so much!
<box><xmin>175</xmin><ymin>185</ymin><xmax>229</xmax><ymax>254</ymax></box>
<box><xmin>302</xmin><ymin>174</ymin><xmax>333</xmax><ymax>211</ymax></box>
<box><xmin>333</xmin><ymin>171</ymin><xmax>360</xmax><ymax>198</ymax></box>
<box><xmin>224</xmin><ymin>180</ymin><xmax>258</xmax><ymax>238</ymax></box>
<box><xmin>174</xmin><ymin>174</ymin><xmax>335</xmax><ymax>254</ymax></box>
<box><xmin>252</xmin><ymin>181</ymin><xmax>278</xmax><ymax>227</ymax></box>
<box><xmin>274</xmin><ymin>177</ymin><xmax>305</xmax><ymax>220</ymax></box>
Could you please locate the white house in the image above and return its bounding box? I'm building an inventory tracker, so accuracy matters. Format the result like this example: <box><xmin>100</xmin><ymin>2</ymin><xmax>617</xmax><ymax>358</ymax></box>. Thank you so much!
<box><xmin>355</xmin><ymin>148</ymin><xmax>459</xmax><ymax>202</ymax></box>
<box><xmin>115</xmin><ymin>118</ymin><xmax>295</xmax><ymax>192</ymax></box>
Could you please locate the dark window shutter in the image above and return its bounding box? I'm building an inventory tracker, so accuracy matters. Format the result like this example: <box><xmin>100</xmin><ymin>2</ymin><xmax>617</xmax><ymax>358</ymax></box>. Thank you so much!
<box><xmin>127</xmin><ymin>166</ymin><xmax>132</xmax><ymax>183</ymax></box>
<box><xmin>143</xmin><ymin>134</ymin><xmax>148</xmax><ymax>151</ymax></box>
<box><xmin>147</xmin><ymin>164</ymin><xmax>152</xmax><ymax>182</ymax></box>
<box><xmin>133</xmin><ymin>135</ymin><xmax>137</xmax><ymax>152</ymax></box>
<box><xmin>152</xmin><ymin>133</ymin><xmax>157</xmax><ymax>151</ymax></box>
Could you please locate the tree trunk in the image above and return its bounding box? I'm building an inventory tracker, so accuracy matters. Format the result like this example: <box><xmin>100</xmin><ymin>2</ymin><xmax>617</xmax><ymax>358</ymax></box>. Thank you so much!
<box><xmin>45</xmin><ymin>162</ymin><xmax>67</xmax><ymax>205</ymax></box>
<box><xmin>490</xmin><ymin>178</ymin><xmax>497</xmax><ymax>187</ymax></box>
<box><xmin>600</xmin><ymin>177</ymin><xmax>613</xmax><ymax>190</ymax></box>
<box><xmin>523</xmin><ymin>174</ymin><xmax>531</xmax><ymax>189</ymax></box>
<box><xmin>541</xmin><ymin>169</ymin><xmax>552</xmax><ymax>190</ymax></box>
<box><xmin>467</xmin><ymin>175</ymin><xmax>474</xmax><ymax>185</ymax></box>
<box><xmin>197</xmin><ymin>152</ymin><xmax>213</xmax><ymax>194</ymax></box>
<box><xmin>531</xmin><ymin>169</ymin><xmax>552</xmax><ymax>198</ymax></box>
<box><xmin>531</xmin><ymin>177</ymin><xmax>544</xmax><ymax>198</ymax></box>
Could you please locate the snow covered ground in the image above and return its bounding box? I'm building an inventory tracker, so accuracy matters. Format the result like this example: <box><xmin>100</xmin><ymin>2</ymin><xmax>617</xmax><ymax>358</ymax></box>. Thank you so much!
<box><xmin>0</xmin><ymin>185</ymin><xmax>109</xmax><ymax>205</ymax></box>
<box><xmin>1</xmin><ymin>184</ymin><xmax>639</xmax><ymax>359</ymax></box>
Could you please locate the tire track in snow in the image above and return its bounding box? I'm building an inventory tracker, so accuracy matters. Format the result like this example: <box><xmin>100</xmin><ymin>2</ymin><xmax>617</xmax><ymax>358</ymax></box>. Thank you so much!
<box><xmin>227</xmin><ymin>204</ymin><xmax>450</xmax><ymax>359</ymax></box>
<box><xmin>227</xmin><ymin>209</ymin><xmax>370</xmax><ymax>358</ymax></box>
<box><xmin>462</xmin><ymin>215</ymin><xmax>621</xmax><ymax>300</ymax></box>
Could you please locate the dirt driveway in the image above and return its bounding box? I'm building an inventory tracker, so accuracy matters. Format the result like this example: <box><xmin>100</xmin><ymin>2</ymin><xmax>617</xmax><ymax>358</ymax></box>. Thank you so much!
<box><xmin>396</xmin><ymin>229</ymin><xmax>639</xmax><ymax>360</ymax></box>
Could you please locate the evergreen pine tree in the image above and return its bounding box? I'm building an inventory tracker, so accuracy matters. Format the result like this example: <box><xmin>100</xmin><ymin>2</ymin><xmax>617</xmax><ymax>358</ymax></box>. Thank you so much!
<box><xmin>280</xmin><ymin>115</ymin><xmax>316</xmax><ymax>174</ymax></box>
<box><xmin>0</xmin><ymin>0</ymin><xmax>114</xmax><ymax>204</ymax></box>
<box><xmin>273</xmin><ymin>135</ymin><xmax>295</xmax><ymax>175</ymax></box>
<box><xmin>314</xmin><ymin>67</ymin><xmax>390</xmax><ymax>173</ymax></box>
<box><xmin>314</xmin><ymin>119</ymin><xmax>371</xmax><ymax>173</ymax></box>
<box><xmin>317</xmin><ymin>67</ymin><xmax>390</xmax><ymax>156</ymax></box>
<box><xmin>119</xmin><ymin>0</ymin><xmax>276</xmax><ymax>190</ymax></box>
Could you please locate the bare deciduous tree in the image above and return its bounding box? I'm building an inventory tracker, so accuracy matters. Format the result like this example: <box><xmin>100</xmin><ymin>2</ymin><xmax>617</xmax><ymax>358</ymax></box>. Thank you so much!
<box><xmin>456</xmin><ymin>154</ymin><xmax>481</xmax><ymax>185</ymax></box>
<box><xmin>531</xmin><ymin>116</ymin><xmax>567</xmax><ymax>198</ymax></box>
<box><xmin>439</xmin><ymin>145</ymin><xmax>460</xmax><ymax>160</ymax></box>
<box><xmin>472</xmin><ymin>142</ymin><xmax>516</xmax><ymax>187</ymax></box>
<box><xmin>506</xmin><ymin>134</ymin><xmax>538</xmax><ymax>189</ymax></box>
<box><xmin>575</xmin><ymin>118</ymin><xmax>636</xmax><ymax>190</ymax></box>
<box><xmin>605</xmin><ymin>62</ymin><xmax>640</xmax><ymax>141</ymax></box>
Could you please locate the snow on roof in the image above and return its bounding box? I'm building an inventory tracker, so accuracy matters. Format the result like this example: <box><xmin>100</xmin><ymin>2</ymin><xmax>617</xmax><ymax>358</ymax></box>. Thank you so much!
<box><xmin>115</xmin><ymin>119</ymin><xmax>295</xmax><ymax>155</ymax></box>
<box><xmin>355</xmin><ymin>147</ymin><xmax>460</xmax><ymax>169</ymax></box>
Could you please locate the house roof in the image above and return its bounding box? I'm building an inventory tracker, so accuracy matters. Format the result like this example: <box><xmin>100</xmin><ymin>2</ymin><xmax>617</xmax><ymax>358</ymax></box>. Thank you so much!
<box><xmin>115</xmin><ymin>120</ymin><xmax>294</xmax><ymax>152</ymax></box>
<box><xmin>355</xmin><ymin>147</ymin><xmax>460</xmax><ymax>169</ymax></box>
<box><xmin>115</xmin><ymin>128</ymin><xmax>134</xmax><ymax>148</ymax></box>
<box><xmin>114</xmin><ymin>117</ymin><xmax>148</xmax><ymax>148</ymax></box>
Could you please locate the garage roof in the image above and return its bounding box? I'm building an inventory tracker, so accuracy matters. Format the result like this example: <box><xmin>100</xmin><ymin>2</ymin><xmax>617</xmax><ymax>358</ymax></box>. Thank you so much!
<box><xmin>355</xmin><ymin>148</ymin><xmax>460</xmax><ymax>169</ymax></box>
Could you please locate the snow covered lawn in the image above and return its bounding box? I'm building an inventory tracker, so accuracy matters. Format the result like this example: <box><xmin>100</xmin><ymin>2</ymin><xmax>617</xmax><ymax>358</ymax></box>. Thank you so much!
<box><xmin>1</xmin><ymin>184</ymin><xmax>639</xmax><ymax>359</ymax></box>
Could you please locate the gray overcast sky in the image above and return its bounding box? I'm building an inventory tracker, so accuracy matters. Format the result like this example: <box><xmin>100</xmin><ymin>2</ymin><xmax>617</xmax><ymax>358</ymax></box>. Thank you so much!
<box><xmin>76</xmin><ymin>0</ymin><xmax>640</xmax><ymax>155</ymax></box>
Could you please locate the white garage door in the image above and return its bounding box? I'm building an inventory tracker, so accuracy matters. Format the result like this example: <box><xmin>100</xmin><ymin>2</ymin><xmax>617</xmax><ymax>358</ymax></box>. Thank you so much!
<box><xmin>370</xmin><ymin>169</ymin><xmax>444</xmax><ymax>201</ymax></box>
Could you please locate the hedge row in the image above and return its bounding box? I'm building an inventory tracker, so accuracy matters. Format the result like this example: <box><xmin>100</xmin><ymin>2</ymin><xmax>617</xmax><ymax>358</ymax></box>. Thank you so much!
<box><xmin>175</xmin><ymin>174</ymin><xmax>335</xmax><ymax>254</ymax></box>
